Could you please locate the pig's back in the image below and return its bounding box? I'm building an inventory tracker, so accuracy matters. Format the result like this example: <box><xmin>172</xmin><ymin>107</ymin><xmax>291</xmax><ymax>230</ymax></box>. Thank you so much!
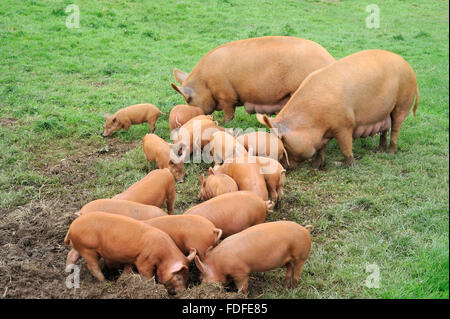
<box><xmin>280</xmin><ymin>50</ymin><xmax>416</xmax><ymax>127</ymax></box>
<box><xmin>79</xmin><ymin>199</ymin><xmax>167</xmax><ymax>220</ymax></box>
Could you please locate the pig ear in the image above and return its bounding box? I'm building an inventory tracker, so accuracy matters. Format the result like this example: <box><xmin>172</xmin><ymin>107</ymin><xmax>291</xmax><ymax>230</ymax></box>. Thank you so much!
<box><xmin>173</xmin><ymin>68</ymin><xmax>188</xmax><ymax>84</ymax></box>
<box><xmin>171</xmin><ymin>83</ymin><xmax>190</xmax><ymax>100</ymax></box>
<box><xmin>111</xmin><ymin>116</ymin><xmax>118</xmax><ymax>124</ymax></box>
<box><xmin>194</xmin><ymin>255</ymin><xmax>206</xmax><ymax>273</ymax></box>
<box><xmin>256</xmin><ymin>113</ymin><xmax>274</xmax><ymax>129</ymax></box>
<box><xmin>208</xmin><ymin>167</ymin><xmax>215</xmax><ymax>175</ymax></box>
<box><xmin>187</xmin><ymin>248</ymin><xmax>197</xmax><ymax>262</ymax></box>
<box><xmin>104</xmin><ymin>113</ymin><xmax>110</xmax><ymax>120</ymax></box>
<box><xmin>169</xmin><ymin>262</ymin><xmax>188</xmax><ymax>274</ymax></box>
<box><xmin>213</xmin><ymin>228</ymin><xmax>222</xmax><ymax>243</ymax></box>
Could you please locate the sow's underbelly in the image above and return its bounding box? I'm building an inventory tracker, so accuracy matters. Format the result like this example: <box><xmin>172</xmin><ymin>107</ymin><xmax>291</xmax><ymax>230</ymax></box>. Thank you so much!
<box><xmin>353</xmin><ymin>116</ymin><xmax>391</xmax><ymax>139</ymax></box>
<box><xmin>243</xmin><ymin>96</ymin><xmax>291</xmax><ymax>115</ymax></box>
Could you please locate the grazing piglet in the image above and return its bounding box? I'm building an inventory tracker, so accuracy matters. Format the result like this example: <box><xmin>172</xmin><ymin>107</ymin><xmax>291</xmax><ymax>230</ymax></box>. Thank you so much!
<box><xmin>103</xmin><ymin>103</ymin><xmax>161</xmax><ymax>136</ymax></box>
<box><xmin>212</xmin><ymin>157</ymin><xmax>268</xmax><ymax>200</ymax></box>
<box><xmin>76</xmin><ymin>199</ymin><xmax>168</xmax><ymax>219</ymax></box>
<box><xmin>194</xmin><ymin>221</ymin><xmax>313</xmax><ymax>293</ymax></box>
<box><xmin>113</xmin><ymin>168</ymin><xmax>176</xmax><ymax>214</ymax></box>
<box><xmin>248</xmin><ymin>156</ymin><xmax>286</xmax><ymax>204</ymax></box>
<box><xmin>171</xmin><ymin>36</ymin><xmax>335</xmax><ymax>122</ymax></box>
<box><xmin>198</xmin><ymin>167</ymin><xmax>238</xmax><ymax>201</ymax></box>
<box><xmin>257</xmin><ymin>49</ymin><xmax>419</xmax><ymax>168</ymax></box>
<box><xmin>209</xmin><ymin>131</ymin><xmax>248</xmax><ymax>163</ymax></box>
<box><xmin>169</xmin><ymin>104</ymin><xmax>205</xmax><ymax>131</ymax></box>
<box><xmin>184</xmin><ymin>191</ymin><xmax>273</xmax><ymax>238</ymax></box>
<box><xmin>236</xmin><ymin>131</ymin><xmax>289</xmax><ymax>167</ymax></box>
<box><xmin>64</xmin><ymin>211</ymin><xmax>196</xmax><ymax>295</ymax></box>
<box><xmin>173</xmin><ymin>115</ymin><xmax>225</xmax><ymax>155</ymax></box>
<box><xmin>142</xmin><ymin>215</ymin><xmax>222</xmax><ymax>260</ymax></box>
<box><xmin>142</xmin><ymin>133</ymin><xmax>184</xmax><ymax>182</ymax></box>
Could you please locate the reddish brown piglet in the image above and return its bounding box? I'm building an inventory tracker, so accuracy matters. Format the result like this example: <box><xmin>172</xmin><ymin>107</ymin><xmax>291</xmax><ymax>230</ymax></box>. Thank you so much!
<box><xmin>113</xmin><ymin>168</ymin><xmax>176</xmax><ymax>214</ymax></box>
<box><xmin>103</xmin><ymin>103</ymin><xmax>161</xmax><ymax>136</ymax></box>
<box><xmin>198</xmin><ymin>168</ymin><xmax>238</xmax><ymax>201</ymax></box>
<box><xmin>169</xmin><ymin>104</ymin><xmax>205</xmax><ymax>131</ymax></box>
<box><xmin>195</xmin><ymin>221</ymin><xmax>313</xmax><ymax>293</ymax></box>
<box><xmin>64</xmin><ymin>212</ymin><xmax>196</xmax><ymax>295</ymax></box>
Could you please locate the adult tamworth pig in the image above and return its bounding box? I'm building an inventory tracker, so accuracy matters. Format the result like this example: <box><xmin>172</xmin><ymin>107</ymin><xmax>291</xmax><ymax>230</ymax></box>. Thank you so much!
<box><xmin>142</xmin><ymin>133</ymin><xmax>184</xmax><ymax>182</ymax></box>
<box><xmin>209</xmin><ymin>130</ymin><xmax>248</xmax><ymax>163</ymax></box>
<box><xmin>194</xmin><ymin>221</ymin><xmax>313</xmax><ymax>293</ymax></box>
<box><xmin>172</xmin><ymin>115</ymin><xmax>224</xmax><ymax>156</ymax></box>
<box><xmin>64</xmin><ymin>211</ymin><xmax>196</xmax><ymax>295</ymax></box>
<box><xmin>257</xmin><ymin>49</ymin><xmax>419</xmax><ymax>168</ymax></box>
<box><xmin>103</xmin><ymin>103</ymin><xmax>161</xmax><ymax>136</ymax></box>
<box><xmin>113</xmin><ymin>168</ymin><xmax>176</xmax><ymax>214</ymax></box>
<box><xmin>212</xmin><ymin>157</ymin><xmax>268</xmax><ymax>200</ymax></box>
<box><xmin>236</xmin><ymin>131</ymin><xmax>289</xmax><ymax>167</ymax></box>
<box><xmin>198</xmin><ymin>167</ymin><xmax>239</xmax><ymax>201</ymax></box>
<box><xmin>170</xmin><ymin>36</ymin><xmax>335</xmax><ymax>122</ymax></box>
<box><xmin>75</xmin><ymin>199</ymin><xmax>168</xmax><ymax>218</ymax></box>
<box><xmin>169</xmin><ymin>104</ymin><xmax>205</xmax><ymax>131</ymax></box>
<box><xmin>142</xmin><ymin>215</ymin><xmax>222</xmax><ymax>260</ymax></box>
<box><xmin>184</xmin><ymin>191</ymin><xmax>274</xmax><ymax>238</ymax></box>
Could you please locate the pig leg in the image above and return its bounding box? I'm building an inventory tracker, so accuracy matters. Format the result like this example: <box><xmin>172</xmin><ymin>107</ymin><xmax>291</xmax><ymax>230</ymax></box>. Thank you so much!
<box><xmin>221</xmin><ymin>102</ymin><xmax>236</xmax><ymax>123</ymax></box>
<box><xmin>81</xmin><ymin>249</ymin><xmax>105</xmax><ymax>282</ymax></box>
<box><xmin>375</xmin><ymin>130</ymin><xmax>388</xmax><ymax>152</ymax></box>
<box><xmin>311</xmin><ymin>145</ymin><xmax>327</xmax><ymax>169</ymax></box>
<box><xmin>290</xmin><ymin>259</ymin><xmax>307</xmax><ymax>288</ymax></box>
<box><xmin>123</xmin><ymin>119</ymin><xmax>131</xmax><ymax>131</ymax></box>
<box><xmin>265</xmin><ymin>178</ymin><xmax>278</xmax><ymax>203</ymax></box>
<box><xmin>283</xmin><ymin>261</ymin><xmax>294</xmax><ymax>288</ymax></box>
<box><xmin>233</xmin><ymin>274</ymin><xmax>250</xmax><ymax>294</ymax></box>
<box><xmin>148</xmin><ymin>120</ymin><xmax>156</xmax><ymax>133</ymax></box>
<box><xmin>335</xmin><ymin>130</ymin><xmax>354</xmax><ymax>166</ymax></box>
<box><xmin>387</xmin><ymin>110</ymin><xmax>408</xmax><ymax>154</ymax></box>
<box><xmin>166</xmin><ymin>188</ymin><xmax>175</xmax><ymax>215</ymax></box>
<box><xmin>66</xmin><ymin>248</ymin><xmax>81</xmax><ymax>266</ymax></box>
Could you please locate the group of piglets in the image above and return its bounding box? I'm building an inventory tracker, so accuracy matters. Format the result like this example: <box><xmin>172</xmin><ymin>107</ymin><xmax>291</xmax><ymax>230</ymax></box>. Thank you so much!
<box><xmin>65</xmin><ymin>102</ymin><xmax>312</xmax><ymax>295</ymax></box>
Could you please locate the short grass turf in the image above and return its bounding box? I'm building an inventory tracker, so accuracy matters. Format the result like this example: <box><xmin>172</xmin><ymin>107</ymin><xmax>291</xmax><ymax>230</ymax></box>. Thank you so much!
<box><xmin>0</xmin><ymin>0</ymin><xmax>448</xmax><ymax>299</ymax></box>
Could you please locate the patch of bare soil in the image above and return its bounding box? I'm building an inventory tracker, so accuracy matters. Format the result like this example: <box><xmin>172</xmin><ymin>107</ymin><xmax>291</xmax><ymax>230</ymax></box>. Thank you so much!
<box><xmin>0</xmin><ymin>117</ymin><xmax>18</xmax><ymax>128</ymax></box>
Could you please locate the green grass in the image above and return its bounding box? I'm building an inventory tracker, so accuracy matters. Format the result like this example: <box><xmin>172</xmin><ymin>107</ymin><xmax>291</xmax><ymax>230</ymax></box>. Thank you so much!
<box><xmin>0</xmin><ymin>0</ymin><xmax>448</xmax><ymax>299</ymax></box>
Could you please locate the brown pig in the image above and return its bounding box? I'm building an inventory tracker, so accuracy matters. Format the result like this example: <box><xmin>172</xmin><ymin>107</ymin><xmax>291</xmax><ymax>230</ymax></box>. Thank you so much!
<box><xmin>169</xmin><ymin>104</ymin><xmax>205</xmax><ymax>131</ymax></box>
<box><xmin>184</xmin><ymin>191</ymin><xmax>273</xmax><ymax>238</ymax></box>
<box><xmin>198</xmin><ymin>167</ymin><xmax>239</xmax><ymax>201</ymax></box>
<box><xmin>64</xmin><ymin>211</ymin><xmax>196</xmax><ymax>295</ymax></box>
<box><xmin>209</xmin><ymin>130</ymin><xmax>248</xmax><ymax>163</ymax></box>
<box><xmin>76</xmin><ymin>199</ymin><xmax>168</xmax><ymax>219</ymax></box>
<box><xmin>236</xmin><ymin>131</ymin><xmax>289</xmax><ymax>167</ymax></box>
<box><xmin>113</xmin><ymin>168</ymin><xmax>176</xmax><ymax>214</ymax></box>
<box><xmin>172</xmin><ymin>115</ymin><xmax>225</xmax><ymax>156</ymax></box>
<box><xmin>194</xmin><ymin>221</ymin><xmax>313</xmax><ymax>293</ymax></box>
<box><xmin>142</xmin><ymin>215</ymin><xmax>222</xmax><ymax>260</ymax></box>
<box><xmin>212</xmin><ymin>157</ymin><xmax>268</xmax><ymax>201</ymax></box>
<box><xmin>103</xmin><ymin>103</ymin><xmax>161</xmax><ymax>136</ymax></box>
<box><xmin>170</xmin><ymin>36</ymin><xmax>335</xmax><ymax>122</ymax></box>
<box><xmin>142</xmin><ymin>133</ymin><xmax>184</xmax><ymax>182</ymax></box>
<box><xmin>257</xmin><ymin>49</ymin><xmax>419</xmax><ymax>168</ymax></box>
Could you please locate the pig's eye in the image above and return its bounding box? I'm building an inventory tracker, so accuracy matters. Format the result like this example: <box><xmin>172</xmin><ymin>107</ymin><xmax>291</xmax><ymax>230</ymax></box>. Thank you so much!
<box><xmin>186</xmin><ymin>97</ymin><xmax>192</xmax><ymax>104</ymax></box>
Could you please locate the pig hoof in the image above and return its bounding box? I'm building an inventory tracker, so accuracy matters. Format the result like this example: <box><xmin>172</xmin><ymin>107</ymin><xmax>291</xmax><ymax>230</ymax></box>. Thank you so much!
<box><xmin>387</xmin><ymin>144</ymin><xmax>398</xmax><ymax>154</ymax></box>
<box><xmin>343</xmin><ymin>156</ymin><xmax>355</xmax><ymax>167</ymax></box>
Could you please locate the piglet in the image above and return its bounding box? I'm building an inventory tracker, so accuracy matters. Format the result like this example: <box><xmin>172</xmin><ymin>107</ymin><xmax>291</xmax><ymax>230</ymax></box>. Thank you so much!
<box><xmin>142</xmin><ymin>215</ymin><xmax>222</xmax><ymax>260</ymax></box>
<box><xmin>185</xmin><ymin>191</ymin><xmax>273</xmax><ymax>238</ymax></box>
<box><xmin>113</xmin><ymin>168</ymin><xmax>176</xmax><ymax>214</ymax></box>
<box><xmin>64</xmin><ymin>211</ymin><xmax>196</xmax><ymax>295</ymax></box>
<box><xmin>248</xmin><ymin>156</ymin><xmax>286</xmax><ymax>204</ymax></box>
<box><xmin>142</xmin><ymin>133</ymin><xmax>184</xmax><ymax>182</ymax></box>
<box><xmin>103</xmin><ymin>103</ymin><xmax>161</xmax><ymax>136</ymax></box>
<box><xmin>198</xmin><ymin>167</ymin><xmax>238</xmax><ymax>201</ymax></box>
<box><xmin>209</xmin><ymin>131</ymin><xmax>248</xmax><ymax>163</ymax></box>
<box><xmin>169</xmin><ymin>104</ymin><xmax>205</xmax><ymax>131</ymax></box>
<box><xmin>195</xmin><ymin>221</ymin><xmax>313</xmax><ymax>293</ymax></box>
<box><xmin>76</xmin><ymin>198</ymin><xmax>168</xmax><ymax>219</ymax></box>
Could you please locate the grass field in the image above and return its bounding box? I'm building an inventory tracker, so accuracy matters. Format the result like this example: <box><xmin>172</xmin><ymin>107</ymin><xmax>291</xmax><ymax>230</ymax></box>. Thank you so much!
<box><xmin>0</xmin><ymin>0</ymin><xmax>448</xmax><ymax>299</ymax></box>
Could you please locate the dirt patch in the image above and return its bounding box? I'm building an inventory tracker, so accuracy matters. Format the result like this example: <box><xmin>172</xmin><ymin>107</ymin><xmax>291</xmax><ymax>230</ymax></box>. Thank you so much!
<box><xmin>0</xmin><ymin>117</ymin><xmax>18</xmax><ymax>128</ymax></box>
